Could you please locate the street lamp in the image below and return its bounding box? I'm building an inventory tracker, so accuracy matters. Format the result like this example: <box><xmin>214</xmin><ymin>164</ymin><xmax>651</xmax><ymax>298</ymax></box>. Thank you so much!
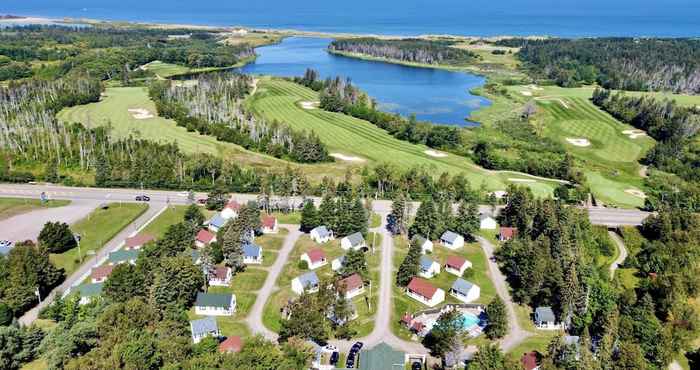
<box><xmin>74</xmin><ymin>234</ymin><xmax>82</xmax><ymax>262</ymax></box>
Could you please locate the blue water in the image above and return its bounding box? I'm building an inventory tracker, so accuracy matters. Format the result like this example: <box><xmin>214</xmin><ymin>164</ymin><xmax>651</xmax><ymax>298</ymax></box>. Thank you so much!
<box><xmin>460</xmin><ymin>313</ymin><xmax>481</xmax><ymax>329</ymax></box>
<box><xmin>239</xmin><ymin>37</ymin><xmax>490</xmax><ymax>125</ymax></box>
<box><xmin>3</xmin><ymin>0</ymin><xmax>700</xmax><ymax>37</ymax></box>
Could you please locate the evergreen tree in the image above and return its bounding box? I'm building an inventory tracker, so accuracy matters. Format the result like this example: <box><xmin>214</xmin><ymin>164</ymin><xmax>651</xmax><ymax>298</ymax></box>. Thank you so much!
<box><xmin>340</xmin><ymin>248</ymin><xmax>368</xmax><ymax>279</ymax></box>
<box><xmin>150</xmin><ymin>256</ymin><xmax>205</xmax><ymax>310</ymax></box>
<box><xmin>44</xmin><ymin>157</ymin><xmax>59</xmax><ymax>183</ymax></box>
<box><xmin>396</xmin><ymin>241</ymin><xmax>421</xmax><ymax>286</ymax></box>
<box><xmin>200</xmin><ymin>245</ymin><xmax>216</xmax><ymax>289</ymax></box>
<box><xmin>299</xmin><ymin>201</ymin><xmax>320</xmax><ymax>233</ymax></box>
<box><xmin>183</xmin><ymin>204</ymin><xmax>205</xmax><ymax>228</ymax></box>
<box><xmin>349</xmin><ymin>196</ymin><xmax>368</xmax><ymax>236</ymax></box>
<box><xmin>318</xmin><ymin>194</ymin><xmax>337</xmax><ymax>231</ymax></box>
<box><xmin>222</xmin><ymin>219</ymin><xmax>246</xmax><ymax>272</ymax></box>
<box><xmin>103</xmin><ymin>264</ymin><xmax>146</xmax><ymax>302</ymax></box>
<box><xmin>453</xmin><ymin>200</ymin><xmax>480</xmax><ymax>240</ymax></box>
<box><xmin>484</xmin><ymin>297</ymin><xmax>508</xmax><ymax>339</ymax></box>
<box><xmin>239</xmin><ymin>204</ymin><xmax>261</xmax><ymax>237</ymax></box>
<box><xmin>155</xmin><ymin>223</ymin><xmax>195</xmax><ymax>257</ymax></box>
<box><xmin>423</xmin><ymin>309</ymin><xmax>464</xmax><ymax>361</ymax></box>
<box><xmin>94</xmin><ymin>153</ymin><xmax>110</xmax><ymax>187</ymax></box>
<box><xmin>409</xmin><ymin>197</ymin><xmax>439</xmax><ymax>239</ymax></box>
<box><xmin>467</xmin><ymin>344</ymin><xmax>516</xmax><ymax>370</ymax></box>
<box><xmin>388</xmin><ymin>193</ymin><xmax>408</xmax><ymax>235</ymax></box>
<box><xmin>38</xmin><ymin>222</ymin><xmax>76</xmax><ymax>254</ymax></box>
<box><xmin>279</xmin><ymin>292</ymin><xmax>329</xmax><ymax>343</ymax></box>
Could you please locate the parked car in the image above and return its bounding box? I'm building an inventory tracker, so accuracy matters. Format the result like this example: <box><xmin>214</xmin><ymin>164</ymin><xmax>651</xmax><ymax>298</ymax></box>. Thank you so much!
<box><xmin>345</xmin><ymin>353</ymin><xmax>355</xmax><ymax>368</ymax></box>
<box><xmin>135</xmin><ymin>195</ymin><xmax>150</xmax><ymax>202</ymax></box>
<box><xmin>412</xmin><ymin>361</ymin><xmax>423</xmax><ymax>370</ymax></box>
<box><xmin>197</xmin><ymin>198</ymin><xmax>207</xmax><ymax>205</ymax></box>
<box><xmin>330</xmin><ymin>351</ymin><xmax>339</xmax><ymax>365</ymax></box>
<box><xmin>323</xmin><ymin>344</ymin><xmax>337</xmax><ymax>352</ymax></box>
<box><xmin>0</xmin><ymin>240</ymin><xmax>12</xmax><ymax>248</ymax></box>
<box><xmin>351</xmin><ymin>342</ymin><xmax>364</xmax><ymax>352</ymax></box>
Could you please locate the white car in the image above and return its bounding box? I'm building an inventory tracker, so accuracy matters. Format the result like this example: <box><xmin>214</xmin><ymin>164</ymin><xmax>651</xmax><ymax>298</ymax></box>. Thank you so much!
<box><xmin>0</xmin><ymin>240</ymin><xmax>12</xmax><ymax>248</ymax></box>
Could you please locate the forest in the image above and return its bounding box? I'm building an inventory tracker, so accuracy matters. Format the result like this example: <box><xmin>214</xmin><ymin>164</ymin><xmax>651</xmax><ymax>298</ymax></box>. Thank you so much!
<box><xmin>495</xmin><ymin>38</ymin><xmax>700</xmax><ymax>93</ymax></box>
<box><xmin>149</xmin><ymin>73</ymin><xmax>331</xmax><ymax>163</ymax></box>
<box><xmin>329</xmin><ymin>37</ymin><xmax>477</xmax><ymax>66</ymax></box>
<box><xmin>0</xmin><ymin>25</ymin><xmax>254</xmax><ymax>81</ymax></box>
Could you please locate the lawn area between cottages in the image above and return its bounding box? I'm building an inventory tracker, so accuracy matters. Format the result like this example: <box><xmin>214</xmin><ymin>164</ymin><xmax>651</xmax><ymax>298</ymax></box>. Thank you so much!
<box><xmin>140</xmin><ymin>205</ymin><xmax>216</xmax><ymax>238</ymax></box>
<box><xmin>0</xmin><ymin>197</ymin><xmax>71</xmax><ymax>221</ymax></box>
<box><xmin>49</xmin><ymin>203</ymin><xmax>148</xmax><ymax>274</ymax></box>
<box><xmin>390</xmin><ymin>235</ymin><xmax>497</xmax><ymax>342</ymax></box>
<box><xmin>262</xmin><ymin>233</ymin><xmax>382</xmax><ymax>338</ymax></box>
<box><xmin>268</xmin><ymin>211</ymin><xmax>301</xmax><ymax>225</ymax></box>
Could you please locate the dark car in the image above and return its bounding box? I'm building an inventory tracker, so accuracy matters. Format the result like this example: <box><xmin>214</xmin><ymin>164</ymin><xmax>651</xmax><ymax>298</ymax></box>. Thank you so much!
<box><xmin>412</xmin><ymin>361</ymin><xmax>423</xmax><ymax>370</ymax></box>
<box><xmin>351</xmin><ymin>341</ymin><xmax>364</xmax><ymax>351</ymax></box>
<box><xmin>135</xmin><ymin>195</ymin><xmax>150</xmax><ymax>202</ymax></box>
<box><xmin>345</xmin><ymin>354</ymin><xmax>355</xmax><ymax>369</ymax></box>
<box><xmin>330</xmin><ymin>351</ymin><xmax>339</xmax><ymax>365</ymax></box>
<box><xmin>197</xmin><ymin>198</ymin><xmax>207</xmax><ymax>205</ymax></box>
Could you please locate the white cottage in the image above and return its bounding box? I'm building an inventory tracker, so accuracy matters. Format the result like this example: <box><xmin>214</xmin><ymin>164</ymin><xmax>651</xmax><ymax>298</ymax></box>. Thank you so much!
<box><xmin>194</xmin><ymin>292</ymin><xmax>236</xmax><ymax>316</ymax></box>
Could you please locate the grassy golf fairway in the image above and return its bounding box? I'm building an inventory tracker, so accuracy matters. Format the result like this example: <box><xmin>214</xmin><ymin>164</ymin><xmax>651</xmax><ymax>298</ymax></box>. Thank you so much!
<box><xmin>49</xmin><ymin>203</ymin><xmax>148</xmax><ymax>274</ymax></box>
<box><xmin>0</xmin><ymin>198</ymin><xmax>70</xmax><ymax>221</ymax></box>
<box><xmin>248</xmin><ymin>77</ymin><xmax>562</xmax><ymax>197</ymax></box>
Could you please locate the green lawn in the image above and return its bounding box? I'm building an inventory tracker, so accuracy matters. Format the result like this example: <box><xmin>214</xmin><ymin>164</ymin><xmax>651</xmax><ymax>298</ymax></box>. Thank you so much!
<box><xmin>49</xmin><ymin>203</ymin><xmax>148</xmax><ymax>274</ymax></box>
<box><xmin>269</xmin><ymin>211</ymin><xmax>301</xmax><ymax>225</ymax></box>
<box><xmin>140</xmin><ymin>205</ymin><xmax>215</xmax><ymax>238</ymax></box>
<box><xmin>0</xmin><ymin>198</ymin><xmax>70</xmax><ymax>221</ymax></box>
<box><xmin>247</xmin><ymin>78</ymin><xmax>560</xmax><ymax>197</ymax></box>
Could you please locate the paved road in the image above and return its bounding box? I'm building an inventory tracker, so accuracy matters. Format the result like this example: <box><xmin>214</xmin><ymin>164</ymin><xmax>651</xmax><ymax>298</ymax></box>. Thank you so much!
<box><xmin>608</xmin><ymin>231</ymin><xmax>629</xmax><ymax>279</ymax></box>
<box><xmin>0</xmin><ymin>199</ymin><xmax>100</xmax><ymax>242</ymax></box>
<box><xmin>476</xmin><ymin>236</ymin><xmax>533</xmax><ymax>352</ymax></box>
<box><xmin>18</xmin><ymin>203</ymin><xmax>168</xmax><ymax>325</ymax></box>
<box><xmin>246</xmin><ymin>224</ymin><xmax>303</xmax><ymax>340</ymax></box>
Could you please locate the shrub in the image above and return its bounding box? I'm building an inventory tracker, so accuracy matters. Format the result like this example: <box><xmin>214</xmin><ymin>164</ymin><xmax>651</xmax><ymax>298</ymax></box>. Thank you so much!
<box><xmin>38</xmin><ymin>221</ymin><xmax>76</xmax><ymax>253</ymax></box>
<box><xmin>298</xmin><ymin>260</ymin><xmax>309</xmax><ymax>270</ymax></box>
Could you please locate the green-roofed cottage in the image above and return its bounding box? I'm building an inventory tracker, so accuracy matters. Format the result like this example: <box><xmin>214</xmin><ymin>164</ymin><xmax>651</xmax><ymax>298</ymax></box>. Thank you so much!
<box><xmin>108</xmin><ymin>249</ymin><xmax>140</xmax><ymax>265</ymax></box>
<box><xmin>78</xmin><ymin>282</ymin><xmax>103</xmax><ymax>305</ymax></box>
<box><xmin>194</xmin><ymin>292</ymin><xmax>236</xmax><ymax>316</ymax></box>
<box><xmin>358</xmin><ymin>343</ymin><xmax>406</xmax><ymax>370</ymax></box>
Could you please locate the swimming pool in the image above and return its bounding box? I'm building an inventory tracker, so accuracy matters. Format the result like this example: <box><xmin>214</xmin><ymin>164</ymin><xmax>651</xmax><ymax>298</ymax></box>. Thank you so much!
<box><xmin>460</xmin><ymin>313</ymin><xmax>480</xmax><ymax>329</ymax></box>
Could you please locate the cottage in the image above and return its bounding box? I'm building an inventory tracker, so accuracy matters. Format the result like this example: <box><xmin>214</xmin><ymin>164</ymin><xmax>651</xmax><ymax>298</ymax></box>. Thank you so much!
<box><xmin>521</xmin><ymin>351</ymin><xmax>540</xmax><ymax>370</ymax></box>
<box><xmin>450</xmin><ymin>278</ymin><xmax>481</xmax><ymax>303</ymax></box>
<box><xmin>209</xmin><ymin>266</ymin><xmax>232</xmax><ymax>287</ymax></box>
<box><xmin>440</xmin><ymin>231</ymin><xmax>465</xmax><ymax>250</ymax></box>
<box><xmin>291</xmin><ymin>271</ymin><xmax>320</xmax><ymax>295</ymax></box>
<box><xmin>301</xmin><ymin>248</ymin><xmax>328</xmax><ymax>270</ymax></box>
<box><xmin>124</xmin><ymin>233</ymin><xmax>155</xmax><ymax>250</ymax></box>
<box><xmin>331</xmin><ymin>255</ymin><xmax>346</xmax><ymax>271</ymax></box>
<box><xmin>499</xmin><ymin>227</ymin><xmax>518</xmax><ymax>242</ymax></box>
<box><xmin>219</xmin><ymin>336</ymin><xmax>242</xmax><ymax>353</ymax></box>
<box><xmin>341</xmin><ymin>232</ymin><xmax>365</xmax><ymax>251</ymax></box>
<box><xmin>444</xmin><ymin>255</ymin><xmax>471</xmax><ymax>276</ymax></box>
<box><xmin>406</xmin><ymin>277</ymin><xmax>445</xmax><ymax>307</ymax></box>
<box><xmin>338</xmin><ymin>273</ymin><xmax>365</xmax><ymax>299</ymax></box>
<box><xmin>480</xmin><ymin>214</ymin><xmax>497</xmax><ymax>230</ymax></box>
<box><xmin>90</xmin><ymin>265</ymin><xmax>114</xmax><ymax>283</ymax></box>
<box><xmin>358</xmin><ymin>343</ymin><xmax>408</xmax><ymax>370</ymax></box>
<box><xmin>195</xmin><ymin>229</ymin><xmax>217</xmax><ymax>248</ymax></box>
<box><xmin>310</xmin><ymin>226</ymin><xmax>333</xmax><ymax>244</ymax></box>
<box><xmin>243</xmin><ymin>243</ymin><xmax>262</xmax><ymax>264</ymax></box>
<box><xmin>78</xmin><ymin>283</ymin><xmax>103</xmax><ymax>305</ymax></box>
<box><xmin>261</xmin><ymin>215</ymin><xmax>279</xmax><ymax>234</ymax></box>
<box><xmin>221</xmin><ymin>200</ymin><xmax>241</xmax><ymax>220</ymax></box>
<box><xmin>411</xmin><ymin>235</ymin><xmax>433</xmax><ymax>254</ymax></box>
<box><xmin>194</xmin><ymin>292</ymin><xmax>236</xmax><ymax>316</ymax></box>
<box><xmin>107</xmin><ymin>249</ymin><xmax>139</xmax><ymax>265</ymax></box>
<box><xmin>418</xmin><ymin>256</ymin><xmax>441</xmax><ymax>279</ymax></box>
<box><xmin>190</xmin><ymin>317</ymin><xmax>220</xmax><ymax>344</ymax></box>
<box><xmin>207</xmin><ymin>214</ymin><xmax>227</xmax><ymax>233</ymax></box>
<box><xmin>534</xmin><ymin>306</ymin><xmax>560</xmax><ymax>329</ymax></box>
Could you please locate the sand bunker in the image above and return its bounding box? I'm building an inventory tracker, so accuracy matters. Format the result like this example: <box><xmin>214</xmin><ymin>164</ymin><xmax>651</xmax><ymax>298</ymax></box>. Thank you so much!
<box><xmin>508</xmin><ymin>178</ymin><xmax>536</xmax><ymax>183</ymax></box>
<box><xmin>535</xmin><ymin>97</ymin><xmax>570</xmax><ymax>109</ymax></box>
<box><xmin>300</xmin><ymin>101</ymin><xmax>319</xmax><ymax>110</ymax></box>
<box><xmin>520</xmin><ymin>91</ymin><xmax>533</xmax><ymax>96</ymax></box>
<box><xmin>425</xmin><ymin>149</ymin><xmax>448</xmax><ymax>158</ymax></box>
<box><xmin>566</xmin><ymin>138</ymin><xmax>591</xmax><ymax>147</ymax></box>
<box><xmin>622</xmin><ymin>129</ymin><xmax>647</xmax><ymax>139</ymax></box>
<box><xmin>491</xmin><ymin>190</ymin><xmax>508</xmax><ymax>199</ymax></box>
<box><xmin>128</xmin><ymin>108</ymin><xmax>154</xmax><ymax>120</ymax></box>
<box><xmin>527</xmin><ymin>84</ymin><xmax>544</xmax><ymax>91</ymax></box>
<box><xmin>625</xmin><ymin>189</ymin><xmax>647</xmax><ymax>198</ymax></box>
<box><xmin>330</xmin><ymin>153</ymin><xmax>365</xmax><ymax>162</ymax></box>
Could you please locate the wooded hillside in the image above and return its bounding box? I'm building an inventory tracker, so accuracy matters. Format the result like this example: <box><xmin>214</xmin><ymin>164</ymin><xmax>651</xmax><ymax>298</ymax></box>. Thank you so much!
<box><xmin>329</xmin><ymin>38</ymin><xmax>477</xmax><ymax>65</ymax></box>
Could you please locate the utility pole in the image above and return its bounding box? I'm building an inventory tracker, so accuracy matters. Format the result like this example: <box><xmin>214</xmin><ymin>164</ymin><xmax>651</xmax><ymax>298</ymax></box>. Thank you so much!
<box><xmin>368</xmin><ymin>279</ymin><xmax>372</xmax><ymax>311</ymax></box>
<box><xmin>74</xmin><ymin>234</ymin><xmax>82</xmax><ymax>262</ymax></box>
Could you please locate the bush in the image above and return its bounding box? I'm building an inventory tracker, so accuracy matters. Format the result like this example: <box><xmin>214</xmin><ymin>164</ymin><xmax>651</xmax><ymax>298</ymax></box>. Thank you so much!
<box><xmin>0</xmin><ymin>303</ymin><xmax>12</xmax><ymax>326</ymax></box>
<box><xmin>38</xmin><ymin>221</ymin><xmax>77</xmax><ymax>253</ymax></box>
<box><xmin>298</xmin><ymin>260</ymin><xmax>309</xmax><ymax>270</ymax></box>
<box><xmin>462</xmin><ymin>267</ymin><xmax>475</xmax><ymax>279</ymax></box>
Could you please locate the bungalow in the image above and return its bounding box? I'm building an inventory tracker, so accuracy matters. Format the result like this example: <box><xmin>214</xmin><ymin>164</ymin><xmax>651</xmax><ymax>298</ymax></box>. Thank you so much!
<box><xmin>499</xmin><ymin>227</ymin><xmax>518</xmax><ymax>242</ymax></box>
<box><xmin>209</xmin><ymin>266</ymin><xmax>232</xmax><ymax>287</ymax></box>
<box><xmin>194</xmin><ymin>292</ymin><xmax>236</xmax><ymax>316</ymax></box>
<box><xmin>243</xmin><ymin>243</ymin><xmax>263</xmax><ymax>264</ymax></box>
<box><xmin>480</xmin><ymin>214</ymin><xmax>497</xmax><ymax>230</ymax></box>
<box><xmin>291</xmin><ymin>271</ymin><xmax>320</xmax><ymax>295</ymax></box>
<box><xmin>310</xmin><ymin>226</ymin><xmax>333</xmax><ymax>244</ymax></box>
<box><xmin>190</xmin><ymin>317</ymin><xmax>220</xmax><ymax>344</ymax></box>
<box><xmin>221</xmin><ymin>200</ymin><xmax>241</xmax><ymax>220</ymax></box>
<box><xmin>521</xmin><ymin>351</ymin><xmax>540</xmax><ymax>370</ymax></box>
<box><xmin>338</xmin><ymin>273</ymin><xmax>365</xmax><ymax>299</ymax></box>
<box><xmin>534</xmin><ymin>306</ymin><xmax>560</xmax><ymax>330</ymax></box>
<box><xmin>219</xmin><ymin>336</ymin><xmax>242</xmax><ymax>353</ymax></box>
<box><xmin>418</xmin><ymin>256</ymin><xmax>441</xmax><ymax>279</ymax></box>
<box><xmin>195</xmin><ymin>229</ymin><xmax>217</xmax><ymax>248</ymax></box>
<box><xmin>440</xmin><ymin>231</ymin><xmax>465</xmax><ymax>250</ymax></box>
<box><xmin>450</xmin><ymin>278</ymin><xmax>481</xmax><ymax>303</ymax></box>
<box><xmin>331</xmin><ymin>255</ymin><xmax>346</xmax><ymax>271</ymax></box>
<box><xmin>406</xmin><ymin>277</ymin><xmax>445</xmax><ymax>307</ymax></box>
<box><xmin>411</xmin><ymin>235</ymin><xmax>433</xmax><ymax>254</ymax></box>
<box><xmin>444</xmin><ymin>255</ymin><xmax>471</xmax><ymax>276</ymax></box>
<box><xmin>78</xmin><ymin>283</ymin><xmax>103</xmax><ymax>305</ymax></box>
<box><xmin>90</xmin><ymin>265</ymin><xmax>114</xmax><ymax>283</ymax></box>
<box><xmin>301</xmin><ymin>248</ymin><xmax>328</xmax><ymax>270</ymax></box>
<box><xmin>124</xmin><ymin>233</ymin><xmax>155</xmax><ymax>250</ymax></box>
<box><xmin>207</xmin><ymin>214</ymin><xmax>227</xmax><ymax>233</ymax></box>
<box><xmin>107</xmin><ymin>249</ymin><xmax>139</xmax><ymax>265</ymax></box>
<box><xmin>341</xmin><ymin>232</ymin><xmax>365</xmax><ymax>251</ymax></box>
<box><xmin>358</xmin><ymin>343</ymin><xmax>408</xmax><ymax>370</ymax></box>
<box><xmin>261</xmin><ymin>215</ymin><xmax>278</xmax><ymax>234</ymax></box>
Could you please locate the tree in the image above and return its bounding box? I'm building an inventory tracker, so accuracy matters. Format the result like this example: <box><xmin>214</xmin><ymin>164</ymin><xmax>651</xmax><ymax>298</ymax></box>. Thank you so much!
<box><xmin>239</xmin><ymin>204</ymin><xmax>261</xmax><ymax>236</ymax></box>
<box><xmin>0</xmin><ymin>325</ymin><xmax>44</xmax><ymax>370</ymax></box>
<box><xmin>279</xmin><ymin>292</ymin><xmax>329</xmax><ymax>343</ymax></box>
<box><xmin>388</xmin><ymin>193</ymin><xmax>408</xmax><ymax>235</ymax></box>
<box><xmin>38</xmin><ymin>221</ymin><xmax>76</xmax><ymax>253</ymax></box>
<box><xmin>485</xmin><ymin>297</ymin><xmax>508</xmax><ymax>339</ymax></box>
<box><xmin>423</xmin><ymin>309</ymin><xmax>464</xmax><ymax>361</ymax></box>
<box><xmin>340</xmin><ymin>248</ymin><xmax>368</xmax><ymax>279</ymax></box>
<box><xmin>3</xmin><ymin>243</ymin><xmax>63</xmax><ymax>315</ymax></box>
<box><xmin>205</xmin><ymin>188</ymin><xmax>228</xmax><ymax>211</ymax></box>
<box><xmin>300</xmin><ymin>201</ymin><xmax>320</xmax><ymax>233</ymax></box>
<box><xmin>396</xmin><ymin>240</ymin><xmax>421</xmax><ymax>286</ymax></box>
<box><xmin>94</xmin><ymin>153</ymin><xmax>110</xmax><ymax>186</ymax></box>
<box><xmin>0</xmin><ymin>303</ymin><xmax>12</xmax><ymax>326</ymax></box>
<box><xmin>614</xmin><ymin>341</ymin><xmax>648</xmax><ymax>370</ymax></box>
<box><xmin>103</xmin><ymin>264</ymin><xmax>146</xmax><ymax>302</ymax></box>
<box><xmin>409</xmin><ymin>197</ymin><xmax>439</xmax><ymax>239</ymax></box>
<box><xmin>467</xmin><ymin>344</ymin><xmax>518</xmax><ymax>370</ymax></box>
<box><xmin>318</xmin><ymin>194</ymin><xmax>337</xmax><ymax>231</ymax></box>
<box><xmin>453</xmin><ymin>200</ymin><xmax>480</xmax><ymax>241</ymax></box>
<box><xmin>155</xmin><ymin>222</ymin><xmax>195</xmax><ymax>257</ymax></box>
<box><xmin>183</xmin><ymin>204</ymin><xmax>205</xmax><ymax>228</ymax></box>
<box><xmin>44</xmin><ymin>157</ymin><xmax>59</xmax><ymax>183</ymax></box>
<box><xmin>222</xmin><ymin>219</ymin><xmax>246</xmax><ymax>272</ymax></box>
<box><xmin>150</xmin><ymin>257</ymin><xmax>205</xmax><ymax>309</ymax></box>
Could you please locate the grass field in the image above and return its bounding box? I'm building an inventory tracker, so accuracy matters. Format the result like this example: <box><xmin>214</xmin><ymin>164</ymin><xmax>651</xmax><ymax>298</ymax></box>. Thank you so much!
<box><xmin>49</xmin><ymin>203</ymin><xmax>148</xmax><ymax>274</ymax></box>
<box><xmin>0</xmin><ymin>198</ymin><xmax>70</xmax><ymax>221</ymax></box>
<box><xmin>141</xmin><ymin>56</ymin><xmax>255</xmax><ymax>79</ymax></box>
<box><xmin>139</xmin><ymin>205</ymin><xmax>216</xmax><ymax>238</ymax></box>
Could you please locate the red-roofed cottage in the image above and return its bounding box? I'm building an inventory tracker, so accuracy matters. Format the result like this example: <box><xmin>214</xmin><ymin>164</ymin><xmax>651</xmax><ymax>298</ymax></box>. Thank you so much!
<box><xmin>338</xmin><ymin>273</ymin><xmax>365</xmax><ymax>299</ymax></box>
<box><xmin>301</xmin><ymin>248</ymin><xmax>327</xmax><ymax>270</ymax></box>
<box><xmin>521</xmin><ymin>351</ymin><xmax>540</xmax><ymax>370</ymax></box>
<box><xmin>499</xmin><ymin>227</ymin><xmax>518</xmax><ymax>242</ymax></box>
<box><xmin>124</xmin><ymin>233</ymin><xmax>155</xmax><ymax>250</ymax></box>
<box><xmin>209</xmin><ymin>266</ymin><xmax>232</xmax><ymax>287</ymax></box>
<box><xmin>221</xmin><ymin>200</ymin><xmax>242</xmax><ymax>220</ymax></box>
<box><xmin>219</xmin><ymin>336</ymin><xmax>242</xmax><ymax>353</ymax></box>
<box><xmin>261</xmin><ymin>215</ymin><xmax>278</xmax><ymax>234</ymax></box>
<box><xmin>444</xmin><ymin>255</ymin><xmax>472</xmax><ymax>276</ymax></box>
<box><xmin>406</xmin><ymin>277</ymin><xmax>445</xmax><ymax>307</ymax></box>
<box><xmin>195</xmin><ymin>229</ymin><xmax>217</xmax><ymax>248</ymax></box>
<box><xmin>90</xmin><ymin>265</ymin><xmax>114</xmax><ymax>283</ymax></box>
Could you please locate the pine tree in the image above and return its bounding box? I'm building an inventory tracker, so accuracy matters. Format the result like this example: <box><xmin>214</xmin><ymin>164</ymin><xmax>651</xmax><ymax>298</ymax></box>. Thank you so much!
<box><xmin>484</xmin><ymin>297</ymin><xmax>508</xmax><ymax>339</ymax></box>
<box><xmin>453</xmin><ymin>201</ymin><xmax>480</xmax><ymax>241</ymax></box>
<box><xmin>200</xmin><ymin>245</ymin><xmax>216</xmax><ymax>289</ymax></box>
<box><xmin>340</xmin><ymin>248</ymin><xmax>368</xmax><ymax>279</ymax></box>
<box><xmin>349</xmin><ymin>196</ymin><xmax>368</xmax><ymax>235</ymax></box>
<box><xmin>94</xmin><ymin>153</ymin><xmax>110</xmax><ymax>186</ymax></box>
<box><xmin>318</xmin><ymin>194</ymin><xmax>337</xmax><ymax>231</ymax></box>
<box><xmin>409</xmin><ymin>197</ymin><xmax>438</xmax><ymax>239</ymax></box>
<box><xmin>44</xmin><ymin>157</ymin><xmax>58</xmax><ymax>183</ymax></box>
<box><xmin>300</xmin><ymin>201</ymin><xmax>320</xmax><ymax>232</ymax></box>
<box><xmin>184</xmin><ymin>204</ymin><xmax>205</xmax><ymax>228</ymax></box>
<box><xmin>388</xmin><ymin>193</ymin><xmax>407</xmax><ymax>235</ymax></box>
<box><xmin>423</xmin><ymin>309</ymin><xmax>464</xmax><ymax>361</ymax></box>
<box><xmin>222</xmin><ymin>219</ymin><xmax>245</xmax><ymax>272</ymax></box>
<box><xmin>396</xmin><ymin>241</ymin><xmax>421</xmax><ymax>286</ymax></box>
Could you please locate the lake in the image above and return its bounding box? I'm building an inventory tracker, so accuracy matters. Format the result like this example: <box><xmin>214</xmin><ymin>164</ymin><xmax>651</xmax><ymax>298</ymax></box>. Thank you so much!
<box><xmin>239</xmin><ymin>37</ymin><xmax>490</xmax><ymax>126</ymax></box>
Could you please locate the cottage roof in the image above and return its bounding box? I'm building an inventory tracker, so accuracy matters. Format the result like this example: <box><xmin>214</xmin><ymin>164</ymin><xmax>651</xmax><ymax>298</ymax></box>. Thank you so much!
<box><xmin>196</xmin><ymin>229</ymin><xmax>216</xmax><ymax>244</ymax></box>
<box><xmin>108</xmin><ymin>249</ymin><xmax>139</xmax><ymax>264</ymax></box>
<box><xmin>499</xmin><ymin>227</ymin><xmax>518</xmax><ymax>240</ymax></box>
<box><xmin>345</xmin><ymin>232</ymin><xmax>365</xmax><ymax>246</ymax></box>
<box><xmin>212</xmin><ymin>266</ymin><xmax>230</xmax><ymax>281</ymax></box>
<box><xmin>312</xmin><ymin>226</ymin><xmax>330</xmax><ymax>238</ymax></box>
<box><xmin>296</xmin><ymin>271</ymin><xmax>319</xmax><ymax>288</ymax></box>
<box><xmin>411</xmin><ymin>235</ymin><xmax>429</xmax><ymax>246</ymax></box>
<box><xmin>195</xmin><ymin>292</ymin><xmax>234</xmax><ymax>309</ymax></box>
<box><xmin>225</xmin><ymin>200</ymin><xmax>241</xmax><ymax>211</ymax></box>
<box><xmin>209</xmin><ymin>214</ymin><xmax>227</xmax><ymax>228</ymax></box>
<box><xmin>419</xmin><ymin>255</ymin><xmax>435</xmax><ymax>271</ymax></box>
<box><xmin>440</xmin><ymin>230</ymin><xmax>461</xmax><ymax>243</ymax></box>
<box><xmin>338</xmin><ymin>273</ymin><xmax>363</xmax><ymax>292</ymax></box>
<box><xmin>90</xmin><ymin>265</ymin><xmax>114</xmax><ymax>281</ymax></box>
<box><xmin>190</xmin><ymin>317</ymin><xmax>218</xmax><ymax>336</ymax></box>
<box><xmin>219</xmin><ymin>336</ymin><xmax>242</xmax><ymax>353</ymax></box>
<box><xmin>407</xmin><ymin>277</ymin><xmax>438</xmax><ymax>299</ymax></box>
<box><xmin>479</xmin><ymin>213</ymin><xmax>495</xmax><ymax>221</ymax></box>
<box><xmin>535</xmin><ymin>306</ymin><xmax>556</xmax><ymax>323</ymax></box>
<box><xmin>305</xmin><ymin>248</ymin><xmax>326</xmax><ymax>263</ymax></box>
<box><xmin>125</xmin><ymin>233</ymin><xmax>155</xmax><ymax>248</ymax></box>
<box><xmin>79</xmin><ymin>282</ymin><xmax>103</xmax><ymax>297</ymax></box>
<box><xmin>358</xmin><ymin>343</ymin><xmax>406</xmax><ymax>370</ymax></box>
<box><xmin>451</xmin><ymin>278</ymin><xmax>476</xmax><ymax>295</ymax></box>
<box><xmin>261</xmin><ymin>215</ymin><xmax>277</xmax><ymax>228</ymax></box>
<box><xmin>521</xmin><ymin>351</ymin><xmax>539</xmax><ymax>370</ymax></box>
<box><xmin>243</xmin><ymin>243</ymin><xmax>261</xmax><ymax>258</ymax></box>
<box><xmin>445</xmin><ymin>255</ymin><xmax>467</xmax><ymax>270</ymax></box>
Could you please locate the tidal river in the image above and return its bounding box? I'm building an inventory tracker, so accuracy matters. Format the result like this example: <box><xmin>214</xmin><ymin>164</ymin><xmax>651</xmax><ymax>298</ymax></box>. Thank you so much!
<box><xmin>239</xmin><ymin>37</ymin><xmax>490</xmax><ymax>126</ymax></box>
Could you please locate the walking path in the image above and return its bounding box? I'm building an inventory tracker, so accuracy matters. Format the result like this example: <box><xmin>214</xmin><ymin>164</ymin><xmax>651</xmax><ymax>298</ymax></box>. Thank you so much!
<box><xmin>608</xmin><ymin>230</ymin><xmax>629</xmax><ymax>279</ymax></box>
<box><xmin>19</xmin><ymin>203</ymin><xmax>168</xmax><ymax>325</ymax></box>
<box><xmin>476</xmin><ymin>236</ymin><xmax>533</xmax><ymax>351</ymax></box>
<box><xmin>246</xmin><ymin>224</ymin><xmax>303</xmax><ymax>340</ymax></box>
